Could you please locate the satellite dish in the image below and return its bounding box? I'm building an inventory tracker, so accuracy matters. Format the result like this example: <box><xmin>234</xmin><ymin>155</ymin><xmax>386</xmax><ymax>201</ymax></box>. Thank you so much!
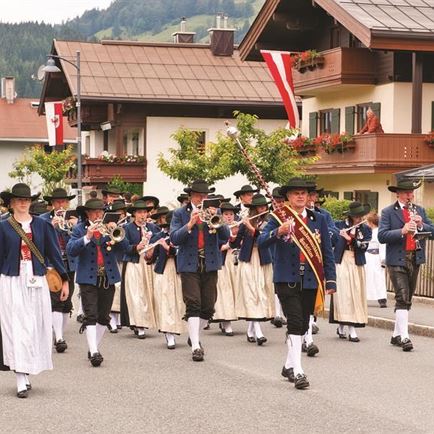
<box><xmin>37</xmin><ymin>65</ymin><xmax>46</xmax><ymax>81</ymax></box>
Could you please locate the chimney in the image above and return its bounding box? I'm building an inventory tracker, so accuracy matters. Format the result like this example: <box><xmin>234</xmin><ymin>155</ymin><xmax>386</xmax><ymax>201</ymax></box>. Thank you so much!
<box><xmin>172</xmin><ymin>17</ymin><xmax>196</xmax><ymax>43</ymax></box>
<box><xmin>1</xmin><ymin>77</ymin><xmax>16</xmax><ymax>104</ymax></box>
<box><xmin>208</xmin><ymin>14</ymin><xmax>235</xmax><ymax>56</ymax></box>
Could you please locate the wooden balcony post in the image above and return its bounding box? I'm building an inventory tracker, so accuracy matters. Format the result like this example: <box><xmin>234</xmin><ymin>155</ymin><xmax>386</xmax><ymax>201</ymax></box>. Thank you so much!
<box><xmin>411</xmin><ymin>52</ymin><xmax>423</xmax><ymax>134</ymax></box>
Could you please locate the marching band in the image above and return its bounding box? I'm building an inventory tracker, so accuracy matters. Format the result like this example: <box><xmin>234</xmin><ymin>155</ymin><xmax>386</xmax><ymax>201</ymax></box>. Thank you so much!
<box><xmin>0</xmin><ymin>173</ymin><xmax>433</xmax><ymax>398</ymax></box>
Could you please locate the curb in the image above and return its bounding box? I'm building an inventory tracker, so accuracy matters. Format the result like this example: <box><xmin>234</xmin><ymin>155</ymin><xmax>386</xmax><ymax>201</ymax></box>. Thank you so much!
<box><xmin>387</xmin><ymin>292</ymin><xmax>434</xmax><ymax>307</ymax></box>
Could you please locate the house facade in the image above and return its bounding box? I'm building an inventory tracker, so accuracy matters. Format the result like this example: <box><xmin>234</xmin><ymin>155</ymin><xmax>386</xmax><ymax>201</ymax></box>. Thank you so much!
<box><xmin>39</xmin><ymin>29</ymin><xmax>287</xmax><ymax>204</ymax></box>
<box><xmin>239</xmin><ymin>0</ymin><xmax>434</xmax><ymax>211</ymax></box>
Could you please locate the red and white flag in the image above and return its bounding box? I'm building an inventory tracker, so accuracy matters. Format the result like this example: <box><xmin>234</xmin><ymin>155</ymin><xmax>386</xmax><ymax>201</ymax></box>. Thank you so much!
<box><xmin>260</xmin><ymin>50</ymin><xmax>299</xmax><ymax>129</ymax></box>
<box><xmin>45</xmin><ymin>102</ymin><xmax>64</xmax><ymax>147</ymax></box>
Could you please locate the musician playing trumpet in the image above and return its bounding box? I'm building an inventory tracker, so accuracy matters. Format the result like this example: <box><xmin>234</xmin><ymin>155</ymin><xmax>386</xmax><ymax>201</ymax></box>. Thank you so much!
<box><xmin>41</xmin><ymin>188</ymin><xmax>78</xmax><ymax>354</ymax></box>
<box><xmin>378</xmin><ymin>180</ymin><xmax>434</xmax><ymax>352</ymax></box>
<box><xmin>330</xmin><ymin>201</ymin><xmax>372</xmax><ymax>343</ymax></box>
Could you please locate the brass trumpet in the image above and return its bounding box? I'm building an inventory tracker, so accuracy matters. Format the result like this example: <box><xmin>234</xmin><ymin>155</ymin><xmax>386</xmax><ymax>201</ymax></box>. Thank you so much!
<box><xmin>55</xmin><ymin>209</ymin><xmax>75</xmax><ymax>235</ymax></box>
<box><xmin>88</xmin><ymin>216</ymin><xmax>126</xmax><ymax>244</ymax></box>
<box><xmin>197</xmin><ymin>203</ymin><xmax>223</xmax><ymax>230</ymax></box>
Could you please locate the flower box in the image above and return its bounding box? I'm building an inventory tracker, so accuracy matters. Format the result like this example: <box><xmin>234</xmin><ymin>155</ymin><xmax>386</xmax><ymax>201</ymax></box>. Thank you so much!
<box><xmin>313</xmin><ymin>133</ymin><xmax>355</xmax><ymax>154</ymax></box>
<box><xmin>425</xmin><ymin>132</ymin><xmax>434</xmax><ymax>147</ymax></box>
<box><xmin>283</xmin><ymin>133</ymin><xmax>318</xmax><ymax>157</ymax></box>
<box><xmin>292</xmin><ymin>50</ymin><xmax>325</xmax><ymax>74</ymax></box>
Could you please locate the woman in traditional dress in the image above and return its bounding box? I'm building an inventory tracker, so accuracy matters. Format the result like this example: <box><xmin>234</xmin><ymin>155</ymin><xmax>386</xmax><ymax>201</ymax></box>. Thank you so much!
<box><xmin>330</xmin><ymin>202</ymin><xmax>372</xmax><ymax>342</ymax></box>
<box><xmin>211</xmin><ymin>202</ymin><xmax>238</xmax><ymax>336</ymax></box>
<box><xmin>231</xmin><ymin>194</ymin><xmax>274</xmax><ymax>345</ymax></box>
<box><xmin>120</xmin><ymin>200</ymin><xmax>160</xmax><ymax>339</ymax></box>
<box><xmin>365</xmin><ymin>212</ymin><xmax>388</xmax><ymax>308</ymax></box>
<box><xmin>0</xmin><ymin>183</ymin><xmax>68</xmax><ymax>398</ymax></box>
<box><xmin>150</xmin><ymin>211</ymin><xmax>186</xmax><ymax>349</ymax></box>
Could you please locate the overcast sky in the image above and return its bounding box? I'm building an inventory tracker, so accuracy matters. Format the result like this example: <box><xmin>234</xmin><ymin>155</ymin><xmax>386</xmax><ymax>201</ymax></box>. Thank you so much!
<box><xmin>1</xmin><ymin>0</ymin><xmax>114</xmax><ymax>24</ymax></box>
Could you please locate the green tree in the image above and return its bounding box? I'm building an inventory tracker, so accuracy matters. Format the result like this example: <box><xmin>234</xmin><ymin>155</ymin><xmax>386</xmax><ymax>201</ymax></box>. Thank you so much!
<box><xmin>107</xmin><ymin>175</ymin><xmax>143</xmax><ymax>197</ymax></box>
<box><xmin>322</xmin><ymin>196</ymin><xmax>352</xmax><ymax>220</ymax></box>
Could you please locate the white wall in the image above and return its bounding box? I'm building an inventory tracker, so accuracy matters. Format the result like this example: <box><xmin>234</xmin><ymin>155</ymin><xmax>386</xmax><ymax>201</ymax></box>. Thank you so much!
<box><xmin>144</xmin><ymin>117</ymin><xmax>285</xmax><ymax>206</ymax></box>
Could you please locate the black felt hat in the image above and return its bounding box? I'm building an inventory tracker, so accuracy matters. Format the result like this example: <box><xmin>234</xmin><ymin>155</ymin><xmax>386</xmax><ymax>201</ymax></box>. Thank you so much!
<box><xmin>30</xmin><ymin>200</ymin><xmax>49</xmax><ymax>216</ymax></box>
<box><xmin>344</xmin><ymin>201</ymin><xmax>371</xmax><ymax>217</ymax></box>
<box><xmin>279</xmin><ymin>178</ymin><xmax>316</xmax><ymax>197</ymax></box>
<box><xmin>220</xmin><ymin>202</ymin><xmax>238</xmax><ymax>212</ymax></box>
<box><xmin>388</xmin><ymin>179</ymin><xmax>422</xmax><ymax>193</ymax></box>
<box><xmin>0</xmin><ymin>183</ymin><xmax>40</xmax><ymax>206</ymax></box>
<box><xmin>102</xmin><ymin>187</ymin><xmax>123</xmax><ymax>196</ymax></box>
<box><xmin>139</xmin><ymin>195</ymin><xmax>160</xmax><ymax>208</ymax></box>
<box><xmin>127</xmin><ymin>200</ymin><xmax>154</xmax><ymax>214</ymax></box>
<box><xmin>177</xmin><ymin>193</ymin><xmax>189</xmax><ymax>203</ymax></box>
<box><xmin>151</xmin><ymin>206</ymin><xmax>170</xmax><ymax>219</ymax></box>
<box><xmin>233</xmin><ymin>184</ymin><xmax>259</xmax><ymax>198</ymax></box>
<box><xmin>272</xmin><ymin>187</ymin><xmax>284</xmax><ymax>199</ymax></box>
<box><xmin>245</xmin><ymin>193</ymin><xmax>271</xmax><ymax>208</ymax></box>
<box><xmin>183</xmin><ymin>179</ymin><xmax>215</xmax><ymax>194</ymax></box>
<box><xmin>76</xmin><ymin>198</ymin><xmax>105</xmax><ymax>215</ymax></box>
<box><xmin>107</xmin><ymin>200</ymin><xmax>127</xmax><ymax>212</ymax></box>
<box><xmin>43</xmin><ymin>187</ymin><xmax>76</xmax><ymax>202</ymax></box>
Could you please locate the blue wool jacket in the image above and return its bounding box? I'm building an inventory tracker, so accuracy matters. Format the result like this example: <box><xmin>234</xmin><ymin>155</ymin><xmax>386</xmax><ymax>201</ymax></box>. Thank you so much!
<box><xmin>333</xmin><ymin>220</ymin><xmax>372</xmax><ymax>266</ymax></box>
<box><xmin>66</xmin><ymin>221</ymin><xmax>128</xmax><ymax>285</ymax></box>
<box><xmin>151</xmin><ymin>240</ymin><xmax>178</xmax><ymax>274</ymax></box>
<box><xmin>170</xmin><ymin>203</ymin><xmax>230</xmax><ymax>273</ymax></box>
<box><xmin>0</xmin><ymin>217</ymin><xmax>67</xmax><ymax>280</ymax></box>
<box><xmin>122</xmin><ymin>221</ymin><xmax>161</xmax><ymax>263</ymax></box>
<box><xmin>257</xmin><ymin>209</ymin><xmax>336</xmax><ymax>290</ymax></box>
<box><xmin>378</xmin><ymin>201</ymin><xmax>434</xmax><ymax>266</ymax></box>
<box><xmin>230</xmin><ymin>224</ymin><xmax>272</xmax><ymax>265</ymax></box>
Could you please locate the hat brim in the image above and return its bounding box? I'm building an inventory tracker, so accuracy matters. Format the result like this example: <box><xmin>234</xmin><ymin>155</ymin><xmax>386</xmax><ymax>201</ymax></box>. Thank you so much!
<box><xmin>76</xmin><ymin>204</ymin><xmax>105</xmax><ymax>214</ymax></box>
<box><xmin>344</xmin><ymin>204</ymin><xmax>371</xmax><ymax>217</ymax></box>
<box><xmin>127</xmin><ymin>205</ymin><xmax>154</xmax><ymax>214</ymax></box>
<box><xmin>183</xmin><ymin>187</ymin><xmax>215</xmax><ymax>194</ymax></box>
<box><xmin>0</xmin><ymin>191</ymin><xmax>40</xmax><ymax>206</ymax></box>
<box><xmin>233</xmin><ymin>188</ymin><xmax>259</xmax><ymax>197</ymax></box>
<box><xmin>279</xmin><ymin>185</ymin><xmax>315</xmax><ymax>197</ymax></box>
<box><xmin>245</xmin><ymin>201</ymin><xmax>271</xmax><ymax>208</ymax></box>
<box><xmin>43</xmin><ymin>194</ymin><xmax>76</xmax><ymax>201</ymax></box>
<box><xmin>388</xmin><ymin>186</ymin><xmax>419</xmax><ymax>193</ymax></box>
<box><xmin>150</xmin><ymin>211</ymin><xmax>169</xmax><ymax>219</ymax></box>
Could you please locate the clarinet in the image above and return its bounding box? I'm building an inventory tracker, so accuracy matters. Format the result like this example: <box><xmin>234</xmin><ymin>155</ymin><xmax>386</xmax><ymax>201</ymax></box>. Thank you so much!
<box><xmin>407</xmin><ymin>200</ymin><xmax>422</xmax><ymax>251</ymax></box>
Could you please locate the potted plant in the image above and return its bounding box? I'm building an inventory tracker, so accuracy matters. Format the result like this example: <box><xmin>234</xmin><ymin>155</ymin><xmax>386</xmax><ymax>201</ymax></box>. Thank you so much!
<box><xmin>314</xmin><ymin>132</ymin><xmax>355</xmax><ymax>154</ymax></box>
<box><xmin>292</xmin><ymin>50</ymin><xmax>325</xmax><ymax>73</ymax></box>
<box><xmin>283</xmin><ymin>130</ymin><xmax>317</xmax><ymax>156</ymax></box>
<box><xmin>425</xmin><ymin>132</ymin><xmax>434</xmax><ymax>148</ymax></box>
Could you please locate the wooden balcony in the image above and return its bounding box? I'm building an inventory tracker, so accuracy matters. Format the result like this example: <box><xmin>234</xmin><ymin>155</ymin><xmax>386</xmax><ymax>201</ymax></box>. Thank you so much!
<box><xmin>293</xmin><ymin>47</ymin><xmax>376</xmax><ymax>96</ymax></box>
<box><xmin>67</xmin><ymin>104</ymin><xmax>107</xmax><ymax>130</ymax></box>
<box><xmin>66</xmin><ymin>158</ymin><xmax>147</xmax><ymax>184</ymax></box>
<box><xmin>309</xmin><ymin>133</ymin><xmax>434</xmax><ymax>174</ymax></box>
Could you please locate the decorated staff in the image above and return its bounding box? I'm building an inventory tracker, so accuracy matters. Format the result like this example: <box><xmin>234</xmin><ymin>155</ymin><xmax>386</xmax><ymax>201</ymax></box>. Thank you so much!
<box><xmin>231</xmin><ymin>194</ymin><xmax>274</xmax><ymax>344</ymax></box>
<box><xmin>170</xmin><ymin>179</ymin><xmax>230</xmax><ymax>362</ymax></box>
<box><xmin>41</xmin><ymin>188</ymin><xmax>78</xmax><ymax>354</ymax></box>
<box><xmin>120</xmin><ymin>200</ymin><xmax>160</xmax><ymax>339</ymax></box>
<box><xmin>257</xmin><ymin>178</ymin><xmax>336</xmax><ymax>390</ymax></box>
<box><xmin>378</xmin><ymin>180</ymin><xmax>434</xmax><ymax>352</ymax></box>
<box><xmin>66</xmin><ymin>199</ymin><xmax>128</xmax><ymax>367</ymax></box>
<box><xmin>329</xmin><ymin>202</ymin><xmax>372</xmax><ymax>343</ymax></box>
<box><xmin>0</xmin><ymin>183</ymin><xmax>68</xmax><ymax>398</ymax></box>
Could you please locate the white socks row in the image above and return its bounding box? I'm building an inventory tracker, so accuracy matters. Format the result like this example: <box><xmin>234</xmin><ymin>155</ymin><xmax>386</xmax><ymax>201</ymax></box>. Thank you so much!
<box><xmin>247</xmin><ymin>321</ymin><xmax>255</xmax><ymax>338</ymax></box>
<box><xmin>285</xmin><ymin>335</ymin><xmax>303</xmax><ymax>376</ymax></box>
<box><xmin>136</xmin><ymin>327</ymin><xmax>145</xmax><ymax>336</ymax></box>
<box><xmin>274</xmin><ymin>294</ymin><xmax>283</xmax><ymax>318</ymax></box>
<box><xmin>304</xmin><ymin>315</ymin><xmax>314</xmax><ymax>346</ymax></box>
<box><xmin>86</xmin><ymin>325</ymin><xmax>98</xmax><ymax>354</ymax></box>
<box><xmin>395</xmin><ymin>309</ymin><xmax>409</xmax><ymax>339</ymax></box>
<box><xmin>96</xmin><ymin>323</ymin><xmax>106</xmax><ymax>345</ymax></box>
<box><xmin>253</xmin><ymin>321</ymin><xmax>264</xmax><ymax>339</ymax></box>
<box><xmin>109</xmin><ymin>313</ymin><xmax>118</xmax><ymax>331</ymax></box>
<box><xmin>348</xmin><ymin>326</ymin><xmax>357</xmax><ymax>339</ymax></box>
<box><xmin>16</xmin><ymin>372</ymin><xmax>27</xmax><ymax>392</ymax></box>
<box><xmin>338</xmin><ymin>324</ymin><xmax>345</xmax><ymax>335</ymax></box>
<box><xmin>222</xmin><ymin>321</ymin><xmax>233</xmax><ymax>334</ymax></box>
<box><xmin>52</xmin><ymin>312</ymin><xmax>64</xmax><ymax>341</ymax></box>
<box><xmin>188</xmin><ymin>317</ymin><xmax>201</xmax><ymax>351</ymax></box>
<box><xmin>165</xmin><ymin>333</ymin><xmax>176</xmax><ymax>346</ymax></box>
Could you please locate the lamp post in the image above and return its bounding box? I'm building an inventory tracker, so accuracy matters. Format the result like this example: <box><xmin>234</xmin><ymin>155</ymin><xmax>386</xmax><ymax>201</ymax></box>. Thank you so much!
<box><xmin>43</xmin><ymin>51</ymin><xmax>83</xmax><ymax>205</ymax></box>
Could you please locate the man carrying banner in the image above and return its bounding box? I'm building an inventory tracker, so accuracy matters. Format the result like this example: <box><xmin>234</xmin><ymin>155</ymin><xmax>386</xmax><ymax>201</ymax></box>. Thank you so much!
<box><xmin>257</xmin><ymin>178</ymin><xmax>336</xmax><ymax>390</ymax></box>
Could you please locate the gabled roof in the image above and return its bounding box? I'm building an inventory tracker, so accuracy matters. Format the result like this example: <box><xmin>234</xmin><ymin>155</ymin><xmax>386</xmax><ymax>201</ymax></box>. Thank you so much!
<box><xmin>239</xmin><ymin>0</ymin><xmax>434</xmax><ymax>60</ymax></box>
<box><xmin>0</xmin><ymin>98</ymin><xmax>75</xmax><ymax>142</ymax></box>
<box><xmin>41</xmin><ymin>39</ymin><xmax>283</xmax><ymax>107</ymax></box>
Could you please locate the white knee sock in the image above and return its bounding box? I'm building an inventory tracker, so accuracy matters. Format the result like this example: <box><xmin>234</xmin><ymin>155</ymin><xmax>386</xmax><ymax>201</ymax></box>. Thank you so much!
<box><xmin>247</xmin><ymin>321</ymin><xmax>255</xmax><ymax>337</ymax></box>
<box><xmin>253</xmin><ymin>321</ymin><xmax>264</xmax><ymax>339</ymax></box>
<box><xmin>115</xmin><ymin>313</ymin><xmax>121</xmax><ymax>326</ymax></box>
<box><xmin>25</xmin><ymin>374</ymin><xmax>30</xmax><ymax>387</ymax></box>
<box><xmin>274</xmin><ymin>294</ymin><xmax>283</xmax><ymax>318</ymax></box>
<box><xmin>396</xmin><ymin>309</ymin><xmax>409</xmax><ymax>339</ymax></box>
<box><xmin>348</xmin><ymin>326</ymin><xmax>357</xmax><ymax>338</ymax></box>
<box><xmin>62</xmin><ymin>313</ymin><xmax>69</xmax><ymax>334</ymax></box>
<box><xmin>86</xmin><ymin>325</ymin><xmax>98</xmax><ymax>354</ymax></box>
<box><xmin>52</xmin><ymin>312</ymin><xmax>63</xmax><ymax>341</ymax></box>
<box><xmin>136</xmin><ymin>327</ymin><xmax>145</xmax><ymax>336</ymax></box>
<box><xmin>109</xmin><ymin>313</ymin><xmax>117</xmax><ymax>330</ymax></box>
<box><xmin>96</xmin><ymin>323</ymin><xmax>106</xmax><ymax>345</ymax></box>
<box><xmin>165</xmin><ymin>333</ymin><xmax>175</xmax><ymax>346</ymax></box>
<box><xmin>188</xmin><ymin>317</ymin><xmax>201</xmax><ymax>351</ymax></box>
<box><xmin>338</xmin><ymin>324</ymin><xmax>345</xmax><ymax>335</ymax></box>
<box><xmin>199</xmin><ymin>318</ymin><xmax>208</xmax><ymax>330</ymax></box>
<box><xmin>16</xmin><ymin>372</ymin><xmax>27</xmax><ymax>392</ymax></box>
<box><xmin>304</xmin><ymin>315</ymin><xmax>314</xmax><ymax>346</ymax></box>
<box><xmin>392</xmin><ymin>316</ymin><xmax>401</xmax><ymax>337</ymax></box>
<box><xmin>223</xmin><ymin>321</ymin><xmax>233</xmax><ymax>334</ymax></box>
<box><xmin>77</xmin><ymin>295</ymin><xmax>83</xmax><ymax>316</ymax></box>
<box><xmin>287</xmin><ymin>335</ymin><xmax>303</xmax><ymax>376</ymax></box>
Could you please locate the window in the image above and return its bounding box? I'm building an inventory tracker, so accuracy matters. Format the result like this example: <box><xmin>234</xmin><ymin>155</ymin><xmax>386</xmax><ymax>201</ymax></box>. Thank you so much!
<box><xmin>103</xmin><ymin>130</ymin><xmax>109</xmax><ymax>152</ymax></box>
<box><xmin>355</xmin><ymin>190</ymin><xmax>378</xmax><ymax>211</ymax></box>
<box><xmin>323</xmin><ymin>191</ymin><xmax>339</xmax><ymax>199</ymax></box>
<box><xmin>356</xmin><ymin>103</ymin><xmax>371</xmax><ymax>132</ymax></box>
<box><xmin>320</xmin><ymin>110</ymin><xmax>333</xmax><ymax>134</ymax></box>
<box><xmin>330</xmin><ymin>26</ymin><xmax>341</xmax><ymax>49</ymax></box>
<box><xmin>123</xmin><ymin>128</ymin><xmax>144</xmax><ymax>155</ymax></box>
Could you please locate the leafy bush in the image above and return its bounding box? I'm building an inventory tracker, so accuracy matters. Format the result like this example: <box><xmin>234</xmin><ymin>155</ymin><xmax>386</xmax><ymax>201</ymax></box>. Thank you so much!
<box><xmin>107</xmin><ymin>175</ymin><xmax>143</xmax><ymax>197</ymax></box>
<box><xmin>426</xmin><ymin>207</ymin><xmax>434</xmax><ymax>221</ymax></box>
<box><xmin>322</xmin><ymin>196</ymin><xmax>351</xmax><ymax>221</ymax></box>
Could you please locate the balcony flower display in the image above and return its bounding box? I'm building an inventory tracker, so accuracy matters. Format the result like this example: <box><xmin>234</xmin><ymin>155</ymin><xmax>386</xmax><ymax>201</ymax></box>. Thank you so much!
<box><xmin>62</xmin><ymin>96</ymin><xmax>76</xmax><ymax>115</ymax></box>
<box><xmin>425</xmin><ymin>132</ymin><xmax>434</xmax><ymax>147</ymax></box>
<box><xmin>292</xmin><ymin>50</ymin><xmax>325</xmax><ymax>73</ymax></box>
<box><xmin>283</xmin><ymin>130</ymin><xmax>317</xmax><ymax>156</ymax></box>
<box><xmin>313</xmin><ymin>132</ymin><xmax>355</xmax><ymax>154</ymax></box>
<box><xmin>98</xmin><ymin>151</ymin><xmax>145</xmax><ymax>163</ymax></box>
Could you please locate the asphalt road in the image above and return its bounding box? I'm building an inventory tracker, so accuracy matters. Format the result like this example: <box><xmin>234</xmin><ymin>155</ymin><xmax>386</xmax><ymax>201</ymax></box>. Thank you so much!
<box><xmin>1</xmin><ymin>317</ymin><xmax>434</xmax><ymax>433</ymax></box>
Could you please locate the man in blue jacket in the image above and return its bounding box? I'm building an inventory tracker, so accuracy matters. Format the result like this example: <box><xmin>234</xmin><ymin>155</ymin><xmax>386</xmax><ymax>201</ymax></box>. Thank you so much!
<box><xmin>67</xmin><ymin>198</ymin><xmax>128</xmax><ymax>367</ymax></box>
<box><xmin>170</xmin><ymin>180</ymin><xmax>230</xmax><ymax>362</ymax></box>
<box><xmin>258</xmin><ymin>178</ymin><xmax>336</xmax><ymax>390</ymax></box>
<box><xmin>378</xmin><ymin>179</ymin><xmax>434</xmax><ymax>352</ymax></box>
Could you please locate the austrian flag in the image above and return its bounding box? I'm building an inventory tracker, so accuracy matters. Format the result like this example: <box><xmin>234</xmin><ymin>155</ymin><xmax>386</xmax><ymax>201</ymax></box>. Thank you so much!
<box><xmin>260</xmin><ymin>50</ymin><xmax>299</xmax><ymax>129</ymax></box>
<box><xmin>45</xmin><ymin>102</ymin><xmax>64</xmax><ymax>147</ymax></box>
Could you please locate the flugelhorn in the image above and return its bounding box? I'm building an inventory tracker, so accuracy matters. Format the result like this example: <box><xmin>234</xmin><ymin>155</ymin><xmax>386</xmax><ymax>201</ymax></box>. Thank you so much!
<box><xmin>88</xmin><ymin>214</ymin><xmax>126</xmax><ymax>244</ymax></box>
<box><xmin>197</xmin><ymin>202</ymin><xmax>223</xmax><ymax>230</ymax></box>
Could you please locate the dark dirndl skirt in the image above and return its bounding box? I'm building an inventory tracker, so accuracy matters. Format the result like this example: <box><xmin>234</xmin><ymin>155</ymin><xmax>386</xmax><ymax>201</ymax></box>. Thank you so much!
<box><xmin>0</xmin><ymin>326</ymin><xmax>10</xmax><ymax>371</ymax></box>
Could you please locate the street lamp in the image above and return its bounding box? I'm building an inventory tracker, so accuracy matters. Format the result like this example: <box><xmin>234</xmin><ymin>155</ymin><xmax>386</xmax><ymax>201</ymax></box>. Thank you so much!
<box><xmin>43</xmin><ymin>51</ymin><xmax>83</xmax><ymax>205</ymax></box>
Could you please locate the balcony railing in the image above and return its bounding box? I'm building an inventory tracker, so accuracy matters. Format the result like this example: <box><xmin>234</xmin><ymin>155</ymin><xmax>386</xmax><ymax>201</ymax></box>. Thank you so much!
<box><xmin>66</xmin><ymin>157</ymin><xmax>147</xmax><ymax>184</ymax></box>
<box><xmin>293</xmin><ymin>47</ymin><xmax>376</xmax><ymax>96</ymax></box>
<box><xmin>308</xmin><ymin>133</ymin><xmax>434</xmax><ymax>174</ymax></box>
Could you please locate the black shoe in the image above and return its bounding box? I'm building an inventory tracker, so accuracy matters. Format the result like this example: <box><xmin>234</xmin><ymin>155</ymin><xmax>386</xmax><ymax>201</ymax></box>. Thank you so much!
<box><xmin>76</xmin><ymin>314</ymin><xmax>84</xmax><ymax>323</ymax></box>
<box><xmin>306</xmin><ymin>343</ymin><xmax>319</xmax><ymax>357</ymax></box>
<box><xmin>336</xmin><ymin>327</ymin><xmax>347</xmax><ymax>339</ymax></box>
<box><xmin>167</xmin><ymin>343</ymin><xmax>176</xmax><ymax>350</ymax></box>
<box><xmin>401</xmin><ymin>338</ymin><xmax>413</xmax><ymax>352</ymax></box>
<box><xmin>349</xmin><ymin>336</ymin><xmax>360</xmax><ymax>343</ymax></box>
<box><xmin>390</xmin><ymin>335</ymin><xmax>402</xmax><ymax>347</ymax></box>
<box><xmin>192</xmin><ymin>348</ymin><xmax>204</xmax><ymax>362</ymax></box>
<box><xmin>312</xmin><ymin>323</ymin><xmax>319</xmax><ymax>334</ymax></box>
<box><xmin>137</xmin><ymin>333</ymin><xmax>146</xmax><ymax>340</ymax></box>
<box><xmin>87</xmin><ymin>351</ymin><xmax>91</xmax><ymax>360</ymax></box>
<box><xmin>256</xmin><ymin>336</ymin><xmax>267</xmax><ymax>346</ymax></box>
<box><xmin>187</xmin><ymin>338</ymin><xmax>204</xmax><ymax>352</ymax></box>
<box><xmin>246</xmin><ymin>334</ymin><xmax>256</xmax><ymax>343</ymax></box>
<box><xmin>55</xmin><ymin>339</ymin><xmax>67</xmax><ymax>353</ymax></box>
<box><xmin>378</xmin><ymin>299</ymin><xmax>387</xmax><ymax>308</ymax></box>
<box><xmin>204</xmin><ymin>322</ymin><xmax>210</xmax><ymax>330</ymax></box>
<box><xmin>225</xmin><ymin>331</ymin><xmax>234</xmax><ymax>337</ymax></box>
<box><xmin>116</xmin><ymin>325</ymin><xmax>122</xmax><ymax>330</ymax></box>
<box><xmin>302</xmin><ymin>342</ymin><xmax>307</xmax><ymax>353</ymax></box>
<box><xmin>17</xmin><ymin>389</ymin><xmax>28</xmax><ymax>399</ymax></box>
<box><xmin>90</xmin><ymin>352</ymin><xmax>103</xmax><ymax>367</ymax></box>
<box><xmin>273</xmin><ymin>317</ymin><xmax>283</xmax><ymax>328</ymax></box>
<box><xmin>26</xmin><ymin>383</ymin><xmax>32</xmax><ymax>391</ymax></box>
<box><xmin>110</xmin><ymin>328</ymin><xmax>118</xmax><ymax>334</ymax></box>
<box><xmin>219</xmin><ymin>323</ymin><xmax>225</xmax><ymax>334</ymax></box>
<box><xmin>133</xmin><ymin>328</ymin><xmax>139</xmax><ymax>336</ymax></box>
<box><xmin>281</xmin><ymin>366</ymin><xmax>295</xmax><ymax>383</ymax></box>
<box><xmin>294</xmin><ymin>373</ymin><xmax>310</xmax><ymax>390</ymax></box>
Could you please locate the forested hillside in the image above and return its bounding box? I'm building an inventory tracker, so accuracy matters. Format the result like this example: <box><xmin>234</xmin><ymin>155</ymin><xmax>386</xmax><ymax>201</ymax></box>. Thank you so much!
<box><xmin>0</xmin><ymin>0</ymin><xmax>263</xmax><ymax>97</ymax></box>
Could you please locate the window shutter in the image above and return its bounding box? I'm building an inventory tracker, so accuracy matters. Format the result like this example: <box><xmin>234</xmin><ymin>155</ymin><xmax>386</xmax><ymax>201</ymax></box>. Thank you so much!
<box><xmin>309</xmin><ymin>112</ymin><xmax>318</xmax><ymax>138</ymax></box>
<box><xmin>344</xmin><ymin>191</ymin><xmax>353</xmax><ymax>201</ymax></box>
<box><xmin>371</xmin><ymin>102</ymin><xmax>381</xmax><ymax>120</ymax></box>
<box><xmin>431</xmin><ymin>101</ymin><xmax>434</xmax><ymax>131</ymax></box>
<box><xmin>331</xmin><ymin>108</ymin><xmax>341</xmax><ymax>134</ymax></box>
<box><xmin>366</xmin><ymin>192</ymin><xmax>379</xmax><ymax>212</ymax></box>
<box><xmin>345</xmin><ymin>106</ymin><xmax>355</xmax><ymax>135</ymax></box>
